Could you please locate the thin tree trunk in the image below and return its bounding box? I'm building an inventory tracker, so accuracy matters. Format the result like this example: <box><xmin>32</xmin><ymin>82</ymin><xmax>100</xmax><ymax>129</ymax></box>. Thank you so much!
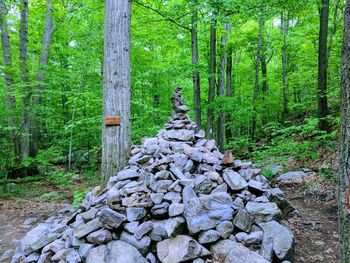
<box><xmin>207</xmin><ymin>14</ymin><xmax>216</xmax><ymax>139</ymax></box>
<box><xmin>317</xmin><ymin>0</ymin><xmax>330</xmax><ymax>131</ymax></box>
<box><xmin>0</xmin><ymin>0</ymin><xmax>20</xmax><ymax>158</ymax></box>
<box><xmin>260</xmin><ymin>18</ymin><xmax>268</xmax><ymax>93</ymax></box>
<box><xmin>19</xmin><ymin>0</ymin><xmax>30</xmax><ymax>160</ymax></box>
<box><xmin>225</xmin><ymin>24</ymin><xmax>233</xmax><ymax>141</ymax></box>
<box><xmin>281</xmin><ymin>11</ymin><xmax>289</xmax><ymax>119</ymax></box>
<box><xmin>32</xmin><ymin>0</ymin><xmax>54</xmax><ymax>156</ymax></box>
<box><xmin>101</xmin><ymin>0</ymin><xmax>131</xmax><ymax>187</ymax></box>
<box><xmin>217</xmin><ymin>23</ymin><xmax>228</xmax><ymax>151</ymax></box>
<box><xmin>339</xmin><ymin>1</ymin><xmax>350</xmax><ymax>261</ymax></box>
<box><xmin>191</xmin><ymin>0</ymin><xmax>201</xmax><ymax>127</ymax></box>
<box><xmin>328</xmin><ymin>0</ymin><xmax>340</xmax><ymax>61</ymax></box>
<box><xmin>251</xmin><ymin>17</ymin><xmax>263</xmax><ymax>140</ymax></box>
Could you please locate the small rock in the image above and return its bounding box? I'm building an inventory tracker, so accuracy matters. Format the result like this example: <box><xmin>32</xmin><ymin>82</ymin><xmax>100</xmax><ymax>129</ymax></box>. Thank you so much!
<box><xmin>198</xmin><ymin>229</ymin><xmax>221</xmax><ymax>244</ymax></box>
<box><xmin>222</xmin><ymin>170</ymin><xmax>248</xmax><ymax>190</ymax></box>
<box><xmin>134</xmin><ymin>221</ymin><xmax>153</xmax><ymax>240</ymax></box>
<box><xmin>86</xmin><ymin>229</ymin><xmax>112</xmax><ymax>245</ymax></box>
<box><xmin>168</xmin><ymin>203</ymin><xmax>184</xmax><ymax>217</ymax></box>
<box><xmin>100</xmin><ymin>208</ymin><xmax>126</xmax><ymax>229</ymax></box>
<box><xmin>127</xmin><ymin>207</ymin><xmax>147</xmax><ymax>222</ymax></box>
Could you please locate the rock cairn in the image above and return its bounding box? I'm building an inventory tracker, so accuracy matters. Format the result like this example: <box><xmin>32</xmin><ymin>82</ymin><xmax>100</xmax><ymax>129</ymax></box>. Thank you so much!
<box><xmin>13</xmin><ymin>87</ymin><xmax>295</xmax><ymax>263</ymax></box>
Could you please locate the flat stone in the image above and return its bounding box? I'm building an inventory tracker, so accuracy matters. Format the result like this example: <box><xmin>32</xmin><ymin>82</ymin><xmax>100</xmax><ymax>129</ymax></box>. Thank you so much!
<box><xmin>223</xmin><ymin>170</ymin><xmax>248</xmax><ymax>190</ymax></box>
<box><xmin>134</xmin><ymin>221</ymin><xmax>153</xmax><ymax>240</ymax></box>
<box><xmin>19</xmin><ymin>224</ymin><xmax>62</xmax><ymax>255</ymax></box>
<box><xmin>143</xmin><ymin>138</ymin><xmax>159</xmax><ymax>155</ymax></box>
<box><xmin>258</xmin><ymin>220</ymin><xmax>294</xmax><ymax>261</ymax></box>
<box><xmin>168</xmin><ymin>203</ymin><xmax>184</xmax><ymax>217</ymax></box>
<box><xmin>127</xmin><ymin>207</ymin><xmax>147</xmax><ymax>222</ymax></box>
<box><xmin>163</xmin><ymin>192</ymin><xmax>182</xmax><ymax>203</ymax></box>
<box><xmin>245</xmin><ymin>202</ymin><xmax>281</xmax><ymax>222</ymax></box>
<box><xmin>184</xmin><ymin>192</ymin><xmax>234</xmax><ymax>234</ymax></box>
<box><xmin>245</xmin><ymin>231</ymin><xmax>264</xmax><ymax>244</ymax></box>
<box><xmin>216</xmin><ymin>221</ymin><xmax>233</xmax><ymax>239</ymax></box>
<box><xmin>210</xmin><ymin>240</ymin><xmax>269</xmax><ymax>263</ymax></box>
<box><xmin>150</xmin><ymin>193</ymin><xmax>164</xmax><ymax>205</ymax></box>
<box><xmin>80</xmin><ymin>207</ymin><xmax>98</xmax><ymax>222</ymax></box>
<box><xmin>149</xmin><ymin>217</ymin><xmax>185</xmax><ymax>241</ymax></box>
<box><xmin>233</xmin><ymin>209</ymin><xmax>253</xmax><ymax>232</ymax></box>
<box><xmin>66</xmin><ymin>249</ymin><xmax>81</xmax><ymax>263</ymax></box>
<box><xmin>124</xmin><ymin>221</ymin><xmax>139</xmax><ymax>234</ymax></box>
<box><xmin>165</xmin><ymin>129</ymin><xmax>195</xmax><ymax>141</ymax></box>
<box><xmin>120</xmin><ymin>231</ymin><xmax>151</xmax><ymax>254</ymax></box>
<box><xmin>157</xmin><ymin>235</ymin><xmax>210</xmax><ymax>263</ymax></box>
<box><xmin>194</xmin><ymin>175</ymin><xmax>212</xmax><ymax>194</ymax></box>
<box><xmin>248</xmin><ymin>180</ymin><xmax>265</xmax><ymax>192</ymax></box>
<box><xmin>151</xmin><ymin>203</ymin><xmax>169</xmax><ymax>218</ymax></box>
<box><xmin>198</xmin><ymin>229</ymin><xmax>220</xmax><ymax>244</ymax></box>
<box><xmin>277</xmin><ymin>171</ymin><xmax>309</xmax><ymax>183</ymax></box>
<box><xmin>79</xmin><ymin>244</ymin><xmax>93</xmax><ymax>260</ymax></box>
<box><xmin>86</xmin><ymin>241</ymin><xmax>147</xmax><ymax>263</ymax></box>
<box><xmin>100</xmin><ymin>208</ymin><xmax>126</xmax><ymax>229</ymax></box>
<box><xmin>86</xmin><ymin>229</ymin><xmax>112</xmax><ymax>245</ymax></box>
<box><xmin>116</xmin><ymin>168</ymin><xmax>139</xmax><ymax>181</ymax></box>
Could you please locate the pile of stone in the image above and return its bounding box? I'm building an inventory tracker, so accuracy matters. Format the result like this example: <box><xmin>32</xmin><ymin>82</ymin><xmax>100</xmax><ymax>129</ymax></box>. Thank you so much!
<box><xmin>12</xmin><ymin>87</ymin><xmax>295</xmax><ymax>263</ymax></box>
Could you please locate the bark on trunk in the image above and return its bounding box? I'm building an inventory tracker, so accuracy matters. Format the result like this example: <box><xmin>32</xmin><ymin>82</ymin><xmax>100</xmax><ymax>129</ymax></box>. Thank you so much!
<box><xmin>191</xmin><ymin>0</ymin><xmax>201</xmax><ymax>127</ymax></box>
<box><xmin>217</xmin><ymin>23</ymin><xmax>228</xmax><ymax>151</ymax></box>
<box><xmin>338</xmin><ymin>0</ymin><xmax>350</xmax><ymax>263</ymax></box>
<box><xmin>260</xmin><ymin>18</ymin><xmax>268</xmax><ymax>93</ymax></box>
<box><xmin>0</xmin><ymin>0</ymin><xmax>20</xmax><ymax>158</ymax></box>
<box><xmin>225</xmin><ymin>24</ymin><xmax>233</xmax><ymax>141</ymax></box>
<box><xmin>339</xmin><ymin>1</ymin><xmax>350</xmax><ymax>261</ymax></box>
<box><xmin>101</xmin><ymin>0</ymin><xmax>131</xmax><ymax>187</ymax></box>
<box><xmin>281</xmin><ymin>11</ymin><xmax>289</xmax><ymax>119</ymax></box>
<box><xmin>251</xmin><ymin>17</ymin><xmax>263</xmax><ymax>140</ymax></box>
<box><xmin>328</xmin><ymin>0</ymin><xmax>340</xmax><ymax>61</ymax></box>
<box><xmin>317</xmin><ymin>0</ymin><xmax>330</xmax><ymax>131</ymax></box>
<box><xmin>19</xmin><ymin>0</ymin><xmax>30</xmax><ymax>159</ymax></box>
<box><xmin>31</xmin><ymin>0</ymin><xmax>54</xmax><ymax>156</ymax></box>
<box><xmin>207</xmin><ymin>15</ymin><xmax>216</xmax><ymax>139</ymax></box>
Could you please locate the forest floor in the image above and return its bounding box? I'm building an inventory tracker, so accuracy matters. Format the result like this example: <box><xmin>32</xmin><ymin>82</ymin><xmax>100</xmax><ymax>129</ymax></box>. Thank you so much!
<box><xmin>0</xmin><ymin>166</ymin><xmax>339</xmax><ymax>262</ymax></box>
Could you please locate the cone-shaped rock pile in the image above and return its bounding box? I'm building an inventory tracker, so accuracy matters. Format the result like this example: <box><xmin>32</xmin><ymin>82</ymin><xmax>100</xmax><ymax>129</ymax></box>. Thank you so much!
<box><xmin>12</xmin><ymin>87</ymin><xmax>295</xmax><ymax>263</ymax></box>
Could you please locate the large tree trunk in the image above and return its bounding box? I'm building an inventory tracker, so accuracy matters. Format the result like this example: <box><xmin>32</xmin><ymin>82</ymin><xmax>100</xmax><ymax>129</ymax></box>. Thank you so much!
<box><xmin>317</xmin><ymin>0</ymin><xmax>330</xmax><ymax>131</ymax></box>
<box><xmin>217</xmin><ymin>23</ymin><xmax>228</xmax><ymax>151</ymax></box>
<box><xmin>207</xmin><ymin>15</ymin><xmax>216</xmax><ymax>139</ymax></box>
<box><xmin>281</xmin><ymin>11</ymin><xmax>289</xmax><ymax>119</ymax></box>
<box><xmin>0</xmin><ymin>0</ymin><xmax>20</xmax><ymax>158</ymax></box>
<box><xmin>31</xmin><ymin>0</ymin><xmax>54</xmax><ymax>156</ymax></box>
<box><xmin>339</xmin><ymin>1</ymin><xmax>350</xmax><ymax>261</ymax></box>
<box><xmin>260</xmin><ymin>18</ymin><xmax>268</xmax><ymax>93</ymax></box>
<box><xmin>19</xmin><ymin>0</ymin><xmax>30</xmax><ymax>160</ymax></box>
<box><xmin>251</xmin><ymin>17</ymin><xmax>263</xmax><ymax>140</ymax></box>
<box><xmin>191</xmin><ymin>0</ymin><xmax>201</xmax><ymax>127</ymax></box>
<box><xmin>101</xmin><ymin>0</ymin><xmax>131</xmax><ymax>187</ymax></box>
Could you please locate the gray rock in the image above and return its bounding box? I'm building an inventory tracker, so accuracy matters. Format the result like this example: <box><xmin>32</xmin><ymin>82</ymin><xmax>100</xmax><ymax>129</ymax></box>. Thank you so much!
<box><xmin>245</xmin><ymin>231</ymin><xmax>264</xmax><ymax>244</ymax></box>
<box><xmin>255</xmin><ymin>196</ymin><xmax>269</xmax><ymax>203</ymax></box>
<box><xmin>210</xmin><ymin>240</ymin><xmax>269</xmax><ymax>263</ymax></box>
<box><xmin>19</xmin><ymin>224</ymin><xmax>62</xmax><ymax>255</ymax></box>
<box><xmin>66</xmin><ymin>249</ymin><xmax>81</xmax><ymax>263</ymax></box>
<box><xmin>165</xmin><ymin>129</ymin><xmax>195</xmax><ymax>141</ymax></box>
<box><xmin>42</xmin><ymin>239</ymin><xmax>65</xmax><ymax>253</ymax></box>
<box><xmin>80</xmin><ymin>207</ymin><xmax>98</xmax><ymax>222</ymax></box>
<box><xmin>146</xmin><ymin>253</ymin><xmax>157</xmax><ymax>263</ymax></box>
<box><xmin>211</xmin><ymin>183</ymin><xmax>228</xmax><ymax>194</ymax></box>
<box><xmin>260</xmin><ymin>234</ymin><xmax>274</xmax><ymax>261</ymax></box>
<box><xmin>215</xmin><ymin>221</ymin><xmax>233</xmax><ymax>239</ymax></box>
<box><xmin>184</xmin><ymin>192</ymin><xmax>234</xmax><ymax>234</ymax></box>
<box><xmin>51</xmin><ymin>248</ymin><xmax>68</xmax><ymax>261</ymax></box>
<box><xmin>157</xmin><ymin>235</ymin><xmax>210</xmax><ymax>263</ymax></box>
<box><xmin>24</xmin><ymin>252</ymin><xmax>40</xmax><ymax>263</ymax></box>
<box><xmin>235</xmin><ymin>232</ymin><xmax>248</xmax><ymax>242</ymax></box>
<box><xmin>150</xmin><ymin>193</ymin><xmax>164</xmax><ymax>205</ymax></box>
<box><xmin>86</xmin><ymin>229</ymin><xmax>112</xmax><ymax>245</ymax></box>
<box><xmin>124</xmin><ymin>221</ymin><xmax>139</xmax><ymax>234</ymax></box>
<box><xmin>37</xmin><ymin>252</ymin><xmax>51</xmax><ymax>263</ymax></box>
<box><xmin>151</xmin><ymin>202</ymin><xmax>169</xmax><ymax>218</ymax></box>
<box><xmin>190</xmin><ymin>149</ymin><xmax>203</xmax><ymax>162</ymax></box>
<box><xmin>143</xmin><ymin>138</ymin><xmax>159</xmax><ymax>155</ymax></box>
<box><xmin>198</xmin><ymin>230</ymin><xmax>220</xmax><ymax>244</ymax></box>
<box><xmin>194</xmin><ymin>175</ymin><xmax>212</xmax><ymax>194</ymax></box>
<box><xmin>222</xmin><ymin>170</ymin><xmax>248</xmax><ymax>190</ymax></box>
<box><xmin>168</xmin><ymin>203</ymin><xmax>184</xmax><ymax>217</ymax></box>
<box><xmin>151</xmin><ymin>180</ymin><xmax>173</xmax><ymax>193</ymax></box>
<box><xmin>100</xmin><ymin>208</ymin><xmax>126</xmax><ymax>229</ymax></box>
<box><xmin>116</xmin><ymin>168</ymin><xmax>139</xmax><ymax>181</ymax></box>
<box><xmin>134</xmin><ymin>221</ymin><xmax>153</xmax><ymax>240</ymax></box>
<box><xmin>169</xmin><ymin>163</ymin><xmax>188</xmax><ymax>180</ymax></box>
<box><xmin>258</xmin><ymin>220</ymin><xmax>294</xmax><ymax>261</ymax></box>
<box><xmin>127</xmin><ymin>207</ymin><xmax>147</xmax><ymax>222</ymax></box>
<box><xmin>233</xmin><ymin>209</ymin><xmax>253</xmax><ymax>232</ymax></box>
<box><xmin>149</xmin><ymin>217</ymin><xmax>185</xmax><ymax>241</ymax></box>
<box><xmin>79</xmin><ymin>244</ymin><xmax>93</xmax><ymax>260</ymax></box>
<box><xmin>277</xmin><ymin>171</ymin><xmax>309</xmax><ymax>183</ymax></box>
<box><xmin>245</xmin><ymin>202</ymin><xmax>281</xmax><ymax>222</ymax></box>
<box><xmin>248</xmin><ymin>180</ymin><xmax>265</xmax><ymax>192</ymax></box>
<box><xmin>239</xmin><ymin>168</ymin><xmax>254</xmax><ymax>181</ymax></box>
<box><xmin>120</xmin><ymin>231</ymin><xmax>151</xmax><ymax>254</ymax></box>
<box><xmin>86</xmin><ymin>241</ymin><xmax>147</xmax><ymax>263</ymax></box>
<box><xmin>163</xmin><ymin>192</ymin><xmax>182</xmax><ymax>203</ymax></box>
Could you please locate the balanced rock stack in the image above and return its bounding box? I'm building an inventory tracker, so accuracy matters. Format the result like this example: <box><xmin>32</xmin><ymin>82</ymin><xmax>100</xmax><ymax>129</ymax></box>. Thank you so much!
<box><xmin>13</xmin><ymin>87</ymin><xmax>295</xmax><ymax>263</ymax></box>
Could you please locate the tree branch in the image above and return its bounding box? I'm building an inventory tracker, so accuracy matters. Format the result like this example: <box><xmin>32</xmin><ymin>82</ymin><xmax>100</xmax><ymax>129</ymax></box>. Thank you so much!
<box><xmin>133</xmin><ymin>0</ymin><xmax>191</xmax><ymax>32</ymax></box>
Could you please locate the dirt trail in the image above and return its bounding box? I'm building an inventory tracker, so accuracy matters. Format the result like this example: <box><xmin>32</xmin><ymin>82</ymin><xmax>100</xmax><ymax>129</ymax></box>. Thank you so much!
<box><xmin>281</xmin><ymin>182</ymin><xmax>338</xmax><ymax>263</ymax></box>
<box><xmin>0</xmin><ymin>199</ymin><xmax>68</xmax><ymax>262</ymax></box>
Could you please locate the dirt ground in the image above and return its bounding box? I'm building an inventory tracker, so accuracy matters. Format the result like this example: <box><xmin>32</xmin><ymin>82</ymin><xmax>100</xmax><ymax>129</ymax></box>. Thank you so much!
<box><xmin>0</xmin><ymin>177</ymin><xmax>339</xmax><ymax>263</ymax></box>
